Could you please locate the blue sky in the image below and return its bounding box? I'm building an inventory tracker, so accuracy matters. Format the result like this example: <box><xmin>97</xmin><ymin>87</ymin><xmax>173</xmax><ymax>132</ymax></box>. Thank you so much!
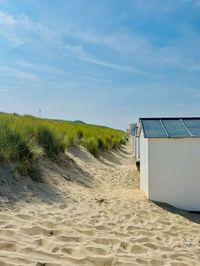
<box><xmin>0</xmin><ymin>0</ymin><xmax>200</xmax><ymax>129</ymax></box>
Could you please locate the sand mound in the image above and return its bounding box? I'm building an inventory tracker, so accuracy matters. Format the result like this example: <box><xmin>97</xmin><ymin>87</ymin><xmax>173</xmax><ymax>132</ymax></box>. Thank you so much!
<box><xmin>0</xmin><ymin>142</ymin><xmax>200</xmax><ymax>265</ymax></box>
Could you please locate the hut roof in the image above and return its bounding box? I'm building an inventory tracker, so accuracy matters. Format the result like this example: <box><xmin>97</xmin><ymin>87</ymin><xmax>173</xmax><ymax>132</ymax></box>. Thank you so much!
<box><xmin>140</xmin><ymin>117</ymin><xmax>200</xmax><ymax>138</ymax></box>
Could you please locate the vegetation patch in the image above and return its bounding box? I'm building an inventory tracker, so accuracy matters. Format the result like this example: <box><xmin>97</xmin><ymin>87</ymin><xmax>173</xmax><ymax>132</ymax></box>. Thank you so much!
<box><xmin>0</xmin><ymin>113</ymin><xmax>128</xmax><ymax>179</ymax></box>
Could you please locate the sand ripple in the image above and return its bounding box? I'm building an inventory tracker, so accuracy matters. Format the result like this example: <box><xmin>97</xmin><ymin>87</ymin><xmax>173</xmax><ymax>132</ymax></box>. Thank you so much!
<box><xmin>0</xmin><ymin>142</ymin><xmax>200</xmax><ymax>265</ymax></box>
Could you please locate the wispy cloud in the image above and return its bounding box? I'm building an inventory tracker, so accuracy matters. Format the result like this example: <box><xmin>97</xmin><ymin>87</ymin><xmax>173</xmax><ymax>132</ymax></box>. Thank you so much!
<box><xmin>64</xmin><ymin>44</ymin><xmax>162</xmax><ymax>78</ymax></box>
<box><xmin>0</xmin><ymin>65</ymin><xmax>39</xmax><ymax>81</ymax></box>
<box><xmin>0</xmin><ymin>2</ymin><xmax>200</xmax><ymax>129</ymax></box>
<box><xmin>0</xmin><ymin>10</ymin><xmax>40</xmax><ymax>31</ymax></box>
<box><xmin>15</xmin><ymin>60</ymin><xmax>66</xmax><ymax>75</ymax></box>
<box><xmin>0</xmin><ymin>10</ymin><xmax>16</xmax><ymax>26</ymax></box>
<box><xmin>76</xmin><ymin>54</ymin><xmax>161</xmax><ymax>77</ymax></box>
<box><xmin>1</xmin><ymin>8</ymin><xmax>198</xmax><ymax>77</ymax></box>
<box><xmin>0</xmin><ymin>9</ymin><xmax>55</xmax><ymax>47</ymax></box>
<box><xmin>72</xmin><ymin>27</ymin><xmax>200</xmax><ymax>75</ymax></box>
<box><xmin>75</xmin><ymin>29</ymin><xmax>150</xmax><ymax>56</ymax></box>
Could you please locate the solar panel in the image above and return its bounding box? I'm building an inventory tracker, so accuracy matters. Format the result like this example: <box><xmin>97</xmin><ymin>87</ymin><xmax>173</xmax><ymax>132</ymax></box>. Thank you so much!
<box><xmin>141</xmin><ymin>119</ymin><xmax>167</xmax><ymax>138</ymax></box>
<box><xmin>140</xmin><ymin>118</ymin><xmax>200</xmax><ymax>138</ymax></box>
<box><xmin>161</xmin><ymin>119</ymin><xmax>190</xmax><ymax>137</ymax></box>
<box><xmin>183</xmin><ymin>119</ymin><xmax>200</xmax><ymax>136</ymax></box>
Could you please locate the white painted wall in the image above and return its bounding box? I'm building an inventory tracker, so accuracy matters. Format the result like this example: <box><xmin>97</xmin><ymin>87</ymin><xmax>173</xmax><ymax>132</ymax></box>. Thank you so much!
<box><xmin>141</xmin><ymin>138</ymin><xmax>200</xmax><ymax>211</ymax></box>
<box><xmin>136</xmin><ymin>136</ymin><xmax>140</xmax><ymax>160</ymax></box>
<box><xmin>131</xmin><ymin>135</ymin><xmax>136</xmax><ymax>155</ymax></box>
<box><xmin>134</xmin><ymin>136</ymin><xmax>137</xmax><ymax>157</ymax></box>
<box><xmin>140</xmin><ymin>133</ymin><xmax>149</xmax><ymax>196</ymax></box>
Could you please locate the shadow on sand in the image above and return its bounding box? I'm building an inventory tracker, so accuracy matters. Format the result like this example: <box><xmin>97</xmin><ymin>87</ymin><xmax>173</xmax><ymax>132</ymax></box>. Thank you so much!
<box><xmin>100</xmin><ymin>151</ymin><xmax>123</xmax><ymax>166</ymax></box>
<box><xmin>0</xmin><ymin>162</ymin><xmax>65</xmax><ymax>205</ymax></box>
<box><xmin>118</xmin><ymin>145</ymin><xmax>130</xmax><ymax>156</ymax></box>
<box><xmin>99</xmin><ymin>145</ymin><xmax>133</xmax><ymax>167</ymax></box>
<box><xmin>53</xmin><ymin>152</ymin><xmax>95</xmax><ymax>188</ymax></box>
<box><xmin>154</xmin><ymin>201</ymin><xmax>200</xmax><ymax>225</ymax></box>
<box><xmin>0</xmin><ymin>150</ymin><xmax>95</xmax><ymax>205</ymax></box>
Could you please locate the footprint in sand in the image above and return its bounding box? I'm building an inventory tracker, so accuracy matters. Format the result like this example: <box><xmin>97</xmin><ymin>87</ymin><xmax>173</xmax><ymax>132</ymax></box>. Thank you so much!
<box><xmin>1</xmin><ymin>141</ymin><xmax>200</xmax><ymax>265</ymax></box>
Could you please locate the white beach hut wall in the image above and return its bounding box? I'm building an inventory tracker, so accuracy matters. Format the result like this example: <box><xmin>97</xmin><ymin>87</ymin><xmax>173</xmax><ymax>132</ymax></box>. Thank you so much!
<box><xmin>138</xmin><ymin>117</ymin><xmax>200</xmax><ymax>211</ymax></box>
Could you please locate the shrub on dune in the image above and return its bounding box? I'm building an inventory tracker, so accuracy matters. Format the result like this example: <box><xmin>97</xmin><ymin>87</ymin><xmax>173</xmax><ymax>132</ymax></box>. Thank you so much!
<box><xmin>37</xmin><ymin>126</ymin><xmax>65</xmax><ymax>156</ymax></box>
<box><xmin>0</xmin><ymin>113</ymin><xmax>128</xmax><ymax>171</ymax></box>
<box><xmin>0</xmin><ymin>123</ymin><xmax>30</xmax><ymax>162</ymax></box>
<box><xmin>82</xmin><ymin>137</ymin><xmax>99</xmax><ymax>157</ymax></box>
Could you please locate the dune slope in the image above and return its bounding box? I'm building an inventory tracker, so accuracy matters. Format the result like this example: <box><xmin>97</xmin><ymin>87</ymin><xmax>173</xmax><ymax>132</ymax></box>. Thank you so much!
<box><xmin>0</xmin><ymin>141</ymin><xmax>200</xmax><ymax>265</ymax></box>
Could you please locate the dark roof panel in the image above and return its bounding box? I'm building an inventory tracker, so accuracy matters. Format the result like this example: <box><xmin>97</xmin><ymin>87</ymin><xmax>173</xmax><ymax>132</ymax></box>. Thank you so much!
<box><xmin>140</xmin><ymin>117</ymin><xmax>200</xmax><ymax>138</ymax></box>
<box><xmin>141</xmin><ymin>119</ymin><xmax>167</xmax><ymax>138</ymax></box>
<box><xmin>162</xmin><ymin>119</ymin><xmax>190</xmax><ymax>137</ymax></box>
<box><xmin>183</xmin><ymin>119</ymin><xmax>200</xmax><ymax>136</ymax></box>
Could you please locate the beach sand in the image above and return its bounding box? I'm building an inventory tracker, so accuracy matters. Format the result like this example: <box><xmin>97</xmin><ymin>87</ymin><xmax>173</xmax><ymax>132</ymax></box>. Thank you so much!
<box><xmin>0</xmin><ymin>141</ymin><xmax>200</xmax><ymax>265</ymax></box>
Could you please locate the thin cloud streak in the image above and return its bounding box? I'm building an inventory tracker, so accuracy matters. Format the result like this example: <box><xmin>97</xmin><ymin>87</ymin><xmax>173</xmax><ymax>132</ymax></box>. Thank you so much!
<box><xmin>64</xmin><ymin>45</ymin><xmax>162</xmax><ymax>78</ymax></box>
<box><xmin>15</xmin><ymin>60</ymin><xmax>66</xmax><ymax>75</ymax></box>
<box><xmin>77</xmin><ymin>55</ymin><xmax>162</xmax><ymax>78</ymax></box>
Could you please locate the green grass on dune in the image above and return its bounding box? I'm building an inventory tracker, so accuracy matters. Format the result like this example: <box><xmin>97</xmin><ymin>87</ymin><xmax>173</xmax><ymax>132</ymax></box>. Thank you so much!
<box><xmin>0</xmin><ymin>113</ymin><xmax>128</xmax><ymax>177</ymax></box>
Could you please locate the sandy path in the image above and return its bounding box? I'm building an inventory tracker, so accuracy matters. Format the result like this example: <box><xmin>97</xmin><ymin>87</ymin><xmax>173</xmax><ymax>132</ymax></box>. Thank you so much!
<box><xmin>0</xmin><ymin>141</ymin><xmax>200</xmax><ymax>265</ymax></box>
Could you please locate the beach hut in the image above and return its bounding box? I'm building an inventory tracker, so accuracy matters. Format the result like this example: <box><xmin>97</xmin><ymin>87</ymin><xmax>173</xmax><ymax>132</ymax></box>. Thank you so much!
<box><xmin>129</xmin><ymin>123</ymin><xmax>137</xmax><ymax>156</ymax></box>
<box><xmin>138</xmin><ymin>117</ymin><xmax>200</xmax><ymax>211</ymax></box>
<box><xmin>135</xmin><ymin>123</ymin><xmax>140</xmax><ymax>161</ymax></box>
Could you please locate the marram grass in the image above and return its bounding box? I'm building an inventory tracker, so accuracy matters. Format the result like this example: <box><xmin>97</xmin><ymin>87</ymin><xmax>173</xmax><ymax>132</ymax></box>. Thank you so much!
<box><xmin>0</xmin><ymin>113</ymin><xmax>128</xmax><ymax>176</ymax></box>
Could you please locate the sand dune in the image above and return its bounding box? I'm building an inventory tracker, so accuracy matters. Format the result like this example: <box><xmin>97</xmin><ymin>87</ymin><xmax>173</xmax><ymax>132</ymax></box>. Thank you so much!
<box><xmin>0</xmin><ymin>141</ymin><xmax>200</xmax><ymax>265</ymax></box>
